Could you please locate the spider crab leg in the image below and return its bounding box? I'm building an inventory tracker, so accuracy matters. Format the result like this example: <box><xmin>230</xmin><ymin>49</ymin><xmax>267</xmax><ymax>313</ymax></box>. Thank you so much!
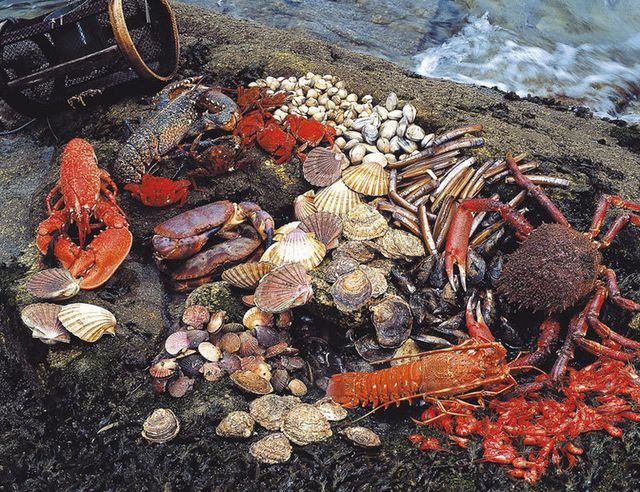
<box><xmin>508</xmin><ymin>319</ymin><xmax>561</xmax><ymax>371</ymax></box>
<box><xmin>588</xmin><ymin>194</ymin><xmax>640</xmax><ymax>239</ymax></box>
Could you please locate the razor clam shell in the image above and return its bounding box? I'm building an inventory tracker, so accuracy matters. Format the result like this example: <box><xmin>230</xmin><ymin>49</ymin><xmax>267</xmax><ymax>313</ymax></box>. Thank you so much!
<box><xmin>26</xmin><ymin>268</ymin><xmax>80</xmax><ymax>300</ymax></box>
<box><xmin>314</xmin><ymin>180</ymin><xmax>362</xmax><ymax>217</ymax></box>
<box><xmin>260</xmin><ymin>229</ymin><xmax>326</xmax><ymax>270</ymax></box>
<box><xmin>299</xmin><ymin>211</ymin><xmax>343</xmax><ymax>250</ymax></box>
<box><xmin>21</xmin><ymin>302</ymin><xmax>70</xmax><ymax>344</ymax></box>
<box><xmin>342</xmin><ymin>162</ymin><xmax>389</xmax><ymax>196</ymax></box>
<box><xmin>255</xmin><ymin>264</ymin><xmax>314</xmax><ymax>313</ymax></box>
<box><xmin>222</xmin><ymin>262</ymin><xmax>274</xmax><ymax>290</ymax></box>
<box><xmin>57</xmin><ymin>303</ymin><xmax>116</xmax><ymax>342</ymax></box>
<box><xmin>303</xmin><ymin>147</ymin><xmax>344</xmax><ymax>186</ymax></box>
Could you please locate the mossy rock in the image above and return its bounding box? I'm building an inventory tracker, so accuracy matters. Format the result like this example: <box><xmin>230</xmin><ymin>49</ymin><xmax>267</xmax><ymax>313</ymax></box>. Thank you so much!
<box><xmin>185</xmin><ymin>281</ymin><xmax>246</xmax><ymax>322</ymax></box>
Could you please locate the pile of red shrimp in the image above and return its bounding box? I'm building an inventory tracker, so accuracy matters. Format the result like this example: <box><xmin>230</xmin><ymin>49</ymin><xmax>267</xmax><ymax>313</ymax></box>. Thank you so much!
<box><xmin>410</xmin><ymin>358</ymin><xmax>640</xmax><ymax>484</ymax></box>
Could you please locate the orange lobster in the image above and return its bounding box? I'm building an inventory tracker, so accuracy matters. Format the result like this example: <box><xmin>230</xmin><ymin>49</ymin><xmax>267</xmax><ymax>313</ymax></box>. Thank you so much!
<box><xmin>36</xmin><ymin>138</ymin><xmax>133</xmax><ymax>289</ymax></box>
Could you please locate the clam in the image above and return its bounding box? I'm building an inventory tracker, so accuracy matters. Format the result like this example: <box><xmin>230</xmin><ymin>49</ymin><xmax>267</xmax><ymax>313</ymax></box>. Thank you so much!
<box><xmin>375</xmin><ymin>229</ymin><xmax>425</xmax><ymax>260</ymax></box>
<box><xmin>281</xmin><ymin>403</ymin><xmax>332</xmax><ymax>445</ymax></box>
<box><xmin>359</xmin><ymin>265</ymin><xmax>388</xmax><ymax>297</ymax></box>
<box><xmin>57</xmin><ymin>303</ymin><xmax>116</xmax><ymax>342</ymax></box>
<box><xmin>396</xmin><ymin>117</ymin><xmax>408</xmax><ymax>138</ymax></box>
<box><xmin>261</xmin><ymin>228</ymin><xmax>326</xmax><ymax>270</ymax></box>
<box><xmin>216</xmin><ymin>411</ymin><xmax>255</xmax><ymax>439</ymax></box>
<box><xmin>167</xmin><ymin>376</ymin><xmax>194</xmax><ymax>398</ymax></box>
<box><xmin>299</xmin><ymin>211</ymin><xmax>343</xmax><ymax>250</ymax></box>
<box><xmin>288</xmin><ymin>378</ymin><xmax>307</xmax><ymax>396</ymax></box>
<box><xmin>397</xmin><ymin>137</ymin><xmax>417</xmax><ymax>153</ymax></box>
<box><xmin>250</xmin><ymin>433</ymin><xmax>293</xmax><ymax>464</ymax></box>
<box><xmin>303</xmin><ymin>147</ymin><xmax>344</xmax><ymax>186</ymax></box>
<box><xmin>313</xmin><ymin>396</ymin><xmax>348</xmax><ymax>422</ymax></box>
<box><xmin>349</xmin><ymin>144</ymin><xmax>366</xmax><ymax>164</ymax></box>
<box><xmin>406</xmin><ymin>124</ymin><xmax>425</xmax><ymax>142</ymax></box>
<box><xmin>340</xmin><ymin>426</ymin><xmax>381</xmax><ymax>448</ymax></box>
<box><xmin>362</xmin><ymin>124</ymin><xmax>378</xmax><ymax>144</ymax></box>
<box><xmin>342</xmin><ymin>204</ymin><xmax>389</xmax><ymax>241</ymax></box>
<box><xmin>20</xmin><ymin>303</ymin><xmax>70</xmax><ymax>344</ymax></box>
<box><xmin>351</xmin><ymin>116</ymin><xmax>373</xmax><ymax>131</ymax></box>
<box><xmin>26</xmin><ymin>268</ymin><xmax>80</xmax><ymax>300</ymax></box>
<box><xmin>198</xmin><ymin>341</ymin><xmax>222</xmax><ymax>362</ymax></box>
<box><xmin>354</xmin><ymin>334</ymin><xmax>394</xmax><ymax>363</ymax></box>
<box><xmin>376</xmin><ymin>137</ymin><xmax>391</xmax><ymax>154</ymax></box>
<box><xmin>222</xmin><ymin>262</ymin><xmax>273</xmax><ymax>290</ymax></box>
<box><xmin>201</xmin><ymin>361</ymin><xmax>224</xmax><ymax>381</ymax></box>
<box><xmin>362</xmin><ymin>152</ymin><xmax>388</xmax><ymax>167</ymax></box>
<box><xmin>371</xmin><ymin>296</ymin><xmax>413</xmax><ymax>348</ymax></box>
<box><xmin>342</xmin><ymin>161</ymin><xmax>388</xmax><ymax>196</ymax></box>
<box><xmin>142</xmin><ymin>408</ymin><xmax>180</xmax><ymax>443</ymax></box>
<box><xmin>182</xmin><ymin>305</ymin><xmax>209</xmax><ymax>328</ymax></box>
<box><xmin>294</xmin><ymin>190</ymin><xmax>318</xmax><ymax>221</ymax></box>
<box><xmin>379</xmin><ymin>120</ymin><xmax>398</xmax><ymax>140</ymax></box>
<box><xmin>402</xmin><ymin>103</ymin><xmax>416</xmax><ymax>123</ymax></box>
<box><xmin>243</xmin><ymin>306</ymin><xmax>274</xmax><ymax>329</ymax></box>
<box><xmin>387</xmin><ymin>109</ymin><xmax>403</xmax><ymax>120</ymax></box>
<box><xmin>385</xmin><ymin>92</ymin><xmax>398</xmax><ymax>111</ymax></box>
<box><xmin>249</xmin><ymin>394</ymin><xmax>302</xmax><ymax>430</ymax></box>
<box><xmin>421</xmin><ymin>133</ymin><xmax>435</xmax><ymax>148</ymax></box>
<box><xmin>149</xmin><ymin>358</ymin><xmax>178</xmax><ymax>378</ymax></box>
<box><xmin>230</xmin><ymin>369</ymin><xmax>273</xmax><ymax>394</ymax></box>
<box><xmin>255</xmin><ymin>264</ymin><xmax>313</xmax><ymax>313</ymax></box>
<box><xmin>315</xmin><ymin>179</ymin><xmax>362</xmax><ymax>217</ymax></box>
<box><xmin>207</xmin><ymin>310</ymin><xmax>226</xmax><ymax>333</ymax></box>
<box><xmin>330</xmin><ymin>268</ymin><xmax>373</xmax><ymax>312</ymax></box>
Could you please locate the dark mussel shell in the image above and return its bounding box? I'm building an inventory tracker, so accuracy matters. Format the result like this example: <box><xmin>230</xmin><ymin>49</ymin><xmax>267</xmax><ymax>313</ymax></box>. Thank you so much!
<box><xmin>354</xmin><ymin>334</ymin><xmax>394</xmax><ymax>363</ymax></box>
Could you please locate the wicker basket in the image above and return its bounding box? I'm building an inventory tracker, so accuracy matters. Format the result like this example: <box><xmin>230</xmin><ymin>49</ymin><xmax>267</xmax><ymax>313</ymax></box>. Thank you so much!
<box><xmin>0</xmin><ymin>0</ymin><xmax>179</xmax><ymax>115</ymax></box>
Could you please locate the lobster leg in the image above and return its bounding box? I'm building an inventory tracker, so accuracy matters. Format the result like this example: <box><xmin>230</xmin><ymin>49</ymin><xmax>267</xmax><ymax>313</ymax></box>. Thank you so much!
<box><xmin>445</xmin><ymin>198</ymin><xmax>533</xmax><ymax>290</ymax></box>
<box><xmin>45</xmin><ymin>183</ymin><xmax>61</xmax><ymax>214</ymax></box>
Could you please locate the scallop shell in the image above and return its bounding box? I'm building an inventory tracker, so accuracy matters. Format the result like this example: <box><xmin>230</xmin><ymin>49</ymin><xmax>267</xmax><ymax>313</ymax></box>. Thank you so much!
<box><xmin>182</xmin><ymin>305</ymin><xmax>209</xmax><ymax>328</ymax></box>
<box><xmin>230</xmin><ymin>370</ymin><xmax>273</xmax><ymax>395</ymax></box>
<box><xmin>340</xmin><ymin>426</ymin><xmax>381</xmax><ymax>448</ymax></box>
<box><xmin>178</xmin><ymin>353</ymin><xmax>205</xmax><ymax>377</ymax></box>
<box><xmin>198</xmin><ymin>342</ymin><xmax>222</xmax><ymax>362</ymax></box>
<box><xmin>243</xmin><ymin>306</ymin><xmax>274</xmax><ymax>329</ymax></box>
<box><xmin>207</xmin><ymin>310</ymin><xmax>226</xmax><ymax>333</ymax></box>
<box><xmin>165</xmin><ymin>330</ymin><xmax>208</xmax><ymax>355</ymax></box>
<box><xmin>330</xmin><ymin>268</ymin><xmax>373</xmax><ymax>312</ymax></box>
<box><xmin>260</xmin><ymin>228</ymin><xmax>326</xmax><ymax>270</ymax></box>
<box><xmin>20</xmin><ymin>303</ymin><xmax>70</xmax><ymax>344</ymax></box>
<box><xmin>342</xmin><ymin>162</ymin><xmax>389</xmax><ymax>196</ymax></box>
<box><xmin>303</xmin><ymin>147</ymin><xmax>344</xmax><ymax>186</ymax></box>
<box><xmin>219</xmin><ymin>332</ymin><xmax>241</xmax><ymax>353</ymax></box>
<box><xmin>294</xmin><ymin>190</ymin><xmax>317</xmax><ymax>221</ymax></box>
<box><xmin>281</xmin><ymin>404</ymin><xmax>332</xmax><ymax>446</ymax></box>
<box><xmin>371</xmin><ymin>296</ymin><xmax>413</xmax><ymax>348</ymax></box>
<box><xmin>254</xmin><ymin>325</ymin><xmax>282</xmax><ymax>347</ymax></box>
<box><xmin>26</xmin><ymin>268</ymin><xmax>80</xmax><ymax>300</ymax></box>
<box><xmin>342</xmin><ymin>204</ymin><xmax>389</xmax><ymax>241</ymax></box>
<box><xmin>249</xmin><ymin>394</ymin><xmax>302</xmax><ymax>430</ymax></box>
<box><xmin>250</xmin><ymin>433</ymin><xmax>293</xmax><ymax>464</ymax></box>
<box><xmin>215</xmin><ymin>411</ymin><xmax>255</xmax><ymax>438</ymax></box>
<box><xmin>222</xmin><ymin>262</ymin><xmax>273</xmax><ymax>290</ymax></box>
<box><xmin>149</xmin><ymin>358</ymin><xmax>178</xmax><ymax>378</ymax></box>
<box><xmin>271</xmin><ymin>368</ymin><xmax>290</xmax><ymax>393</ymax></box>
<box><xmin>274</xmin><ymin>222</ymin><xmax>301</xmax><ymax>241</ymax></box>
<box><xmin>201</xmin><ymin>361</ymin><xmax>225</xmax><ymax>381</ymax></box>
<box><xmin>255</xmin><ymin>264</ymin><xmax>313</xmax><ymax>313</ymax></box>
<box><xmin>167</xmin><ymin>375</ymin><xmax>195</xmax><ymax>398</ymax></box>
<box><xmin>238</xmin><ymin>331</ymin><xmax>260</xmax><ymax>357</ymax></box>
<box><xmin>313</xmin><ymin>397</ymin><xmax>348</xmax><ymax>422</ymax></box>
<box><xmin>299</xmin><ymin>212</ymin><xmax>342</xmax><ymax>250</ymax></box>
<box><xmin>315</xmin><ymin>180</ymin><xmax>362</xmax><ymax>217</ymax></box>
<box><xmin>57</xmin><ymin>303</ymin><xmax>116</xmax><ymax>342</ymax></box>
<box><xmin>142</xmin><ymin>408</ymin><xmax>180</xmax><ymax>443</ymax></box>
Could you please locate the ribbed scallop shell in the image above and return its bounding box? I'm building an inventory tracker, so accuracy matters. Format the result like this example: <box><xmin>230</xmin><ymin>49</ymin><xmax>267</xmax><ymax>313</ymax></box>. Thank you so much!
<box><xmin>222</xmin><ymin>262</ymin><xmax>273</xmax><ymax>290</ymax></box>
<box><xmin>330</xmin><ymin>268</ymin><xmax>373</xmax><ymax>312</ymax></box>
<box><xmin>26</xmin><ymin>268</ymin><xmax>80</xmax><ymax>300</ymax></box>
<box><xmin>57</xmin><ymin>303</ymin><xmax>116</xmax><ymax>342</ymax></box>
<box><xmin>294</xmin><ymin>190</ymin><xmax>317</xmax><ymax>221</ymax></box>
<box><xmin>21</xmin><ymin>303</ymin><xmax>70</xmax><ymax>344</ymax></box>
<box><xmin>243</xmin><ymin>306</ymin><xmax>274</xmax><ymax>329</ymax></box>
<box><xmin>254</xmin><ymin>264</ymin><xmax>313</xmax><ymax>313</ymax></box>
<box><xmin>260</xmin><ymin>228</ymin><xmax>326</xmax><ymax>270</ymax></box>
<box><xmin>314</xmin><ymin>180</ymin><xmax>362</xmax><ymax>217</ymax></box>
<box><xmin>299</xmin><ymin>212</ymin><xmax>342</xmax><ymax>250</ymax></box>
<box><xmin>303</xmin><ymin>147</ymin><xmax>344</xmax><ymax>186</ymax></box>
<box><xmin>342</xmin><ymin>204</ymin><xmax>389</xmax><ymax>241</ymax></box>
<box><xmin>342</xmin><ymin>161</ymin><xmax>389</xmax><ymax>196</ymax></box>
<box><xmin>274</xmin><ymin>222</ymin><xmax>301</xmax><ymax>241</ymax></box>
<box><xmin>142</xmin><ymin>408</ymin><xmax>180</xmax><ymax>443</ymax></box>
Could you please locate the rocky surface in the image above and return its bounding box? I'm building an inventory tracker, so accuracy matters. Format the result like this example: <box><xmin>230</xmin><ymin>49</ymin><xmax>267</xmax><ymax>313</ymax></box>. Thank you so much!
<box><xmin>1</xmin><ymin>2</ymin><xmax>640</xmax><ymax>490</ymax></box>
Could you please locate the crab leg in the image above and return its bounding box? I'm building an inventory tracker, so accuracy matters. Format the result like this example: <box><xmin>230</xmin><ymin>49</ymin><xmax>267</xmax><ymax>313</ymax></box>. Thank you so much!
<box><xmin>602</xmin><ymin>268</ymin><xmax>640</xmax><ymax>311</ymax></box>
<box><xmin>445</xmin><ymin>198</ymin><xmax>533</xmax><ymax>290</ymax></box>
<box><xmin>465</xmin><ymin>298</ymin><xmax>495</xmax><ymax>341</ymax></box>
<box><xmin>588</xmin><ymin>194</ymin><xmax>640</xmax><ymax>238</ymax></box>
<box><xmin>509</xmin><ymin>319</ymin><xmax>561</xmax><ymax>370</ymax></box>
<box><xmin>595</xmin><ymin>212</ymin><xmax>640</xmax><ymax>248</ymax></box>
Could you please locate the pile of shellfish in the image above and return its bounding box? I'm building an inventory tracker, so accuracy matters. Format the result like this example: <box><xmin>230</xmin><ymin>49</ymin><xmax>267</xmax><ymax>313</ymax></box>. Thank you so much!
<box><xmin>20</xmin><ymin>268</ymin><xmax>117</xmax><ymax>344</ymax></box>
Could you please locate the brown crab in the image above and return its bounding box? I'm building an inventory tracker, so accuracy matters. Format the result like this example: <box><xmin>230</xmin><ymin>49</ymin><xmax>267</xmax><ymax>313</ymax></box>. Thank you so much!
<box><xmin>444</xmin><ymin>153</ymin><xmax>640</xmax><ymax>388</ymax></box>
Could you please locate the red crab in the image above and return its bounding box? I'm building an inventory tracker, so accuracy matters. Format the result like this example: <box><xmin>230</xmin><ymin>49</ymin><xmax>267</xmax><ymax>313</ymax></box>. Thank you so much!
<box><xmin>185</xmin><ymin>134</ymin><xmax>250</xmax><ymax>185</ymax></box>
<box><xmin>283</xmin><ymin>114</ymin><xmax>336</xmax><ymax>159</ymax></box>
<box><xmin>36</xmin><ymin>138</ymin><xmax>132</xmax><ymax>289</ymax></box>
<box><xmin>124</xmin><ymin>174</ymin><xmax>191</xmax><ymax>207</ymax></box>
<box><xmin>444</xmin><ymin>153</ymin><xmax>640</xmax><ymax>387</ymax></box>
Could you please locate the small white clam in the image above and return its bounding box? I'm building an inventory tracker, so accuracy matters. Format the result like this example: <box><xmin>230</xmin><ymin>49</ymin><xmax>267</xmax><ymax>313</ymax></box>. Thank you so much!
<box><xmin>385</xmin><ymin>92</ymin><xmax>398</xmax><ymax>111</ymax></box>
<box><xmin>406</xmin><ymin>124</ymin><xmax>426</xmax><ymax>142</ymax></box>
<box><xmin>402</xmin><ymin>103</ymin><xmax>417</xmax><ymax>123</ymax></box>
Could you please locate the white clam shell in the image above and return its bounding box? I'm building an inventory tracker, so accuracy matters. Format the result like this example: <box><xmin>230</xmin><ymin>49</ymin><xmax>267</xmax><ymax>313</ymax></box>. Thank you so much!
<box><xmin>362</xmin><ymin>124</ymin><xmax>378</xmax><ymax>144</ymax></box>
<box><xmin>385</xmin><ymin>92</ymin><xmax>398</xmax><ymax>111</ymax></box>
<box><xmin>396</xmin><ymin>117</ymin><xmax>408</xmax><ymax>138</ymax></box>
<box><xmin>406</xmin><ymin>124</ymin><xmax>426</xmax><ymax>142</ymax></box>
<box><xmin>379</xmin><ymin>120</ymin><xmax>398</xmax><ymax>140</ymax></box>
<box><xmin>402</xmin><ymin>103</ymin><xmax>417</xmax><ymax>123</ymax></box>
<box><xmin>349</xmin><ymin>144</ymin><xmax>367</xmax><ymax>164</ymax></box>
<box><xmin>387</xmin><ymin>109</ymin><xmax>403</xmax><ymax>120</ymax></box>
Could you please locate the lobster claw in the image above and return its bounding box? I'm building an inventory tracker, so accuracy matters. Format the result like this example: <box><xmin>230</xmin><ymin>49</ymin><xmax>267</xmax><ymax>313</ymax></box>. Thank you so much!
<box><xmin>69</xmin><ymin>228</ymin><xmax>133</xmax><ymax>289</ymax></box>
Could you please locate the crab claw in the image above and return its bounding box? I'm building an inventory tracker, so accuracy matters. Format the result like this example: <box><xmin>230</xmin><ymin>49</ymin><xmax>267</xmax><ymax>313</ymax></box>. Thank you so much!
<box><xmin>69</xmin><ymin>227</ymin><xmax>133</xmax><ymax>289</ymax></box>
<box><xmin>250</xmin><ymin>210</ymin><xmax>275</xmax><ymax>247</ymax></box>
<box><xmin>444</xmin><ymin>203</ymin><xmax>474</xmax><ymax>291</ymax></box>
<box><xmin>465</xmin><ymin>296</ymin><xmax>495</xmax><ymax>341</ymax></box>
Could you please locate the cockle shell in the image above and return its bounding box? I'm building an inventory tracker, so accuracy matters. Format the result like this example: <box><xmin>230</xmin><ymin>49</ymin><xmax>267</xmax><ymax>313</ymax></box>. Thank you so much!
<box><xmin>281</xmin><ymin>404</ymin><xmax>332</xmax><ymax>446</ymax></box>
<box><xmin>340</xmin><ymin>426</ymin><xmax>381</xmax><ymax>448</ymax></box>
<box><xmin>255</xmin><ymin>264</ymin><xmax>313</xmax><ymax>313</ymax></box>
<box><xmin>216</xmin><ymin>411</ymin><xmax>255</xmax><ymax>438</ymax></box>
<box><xmin>142</xmin><ymin>408</ymin><xmax>180</xmax><ymax>443</ymax></box>
<box><xmin>20</xmin><ymin>303</ymin><xmax>70</xmax><ymax>344</ymax></box>
<box><xmin>342</xmin><ymin>161</ymin><xmax>389</xmax><ymax>196</ymax></box>
<box><xmin>249</xmin><ymin>394</ymin><xmax>301</xmax><ymax>430</ymax></box>
<box><xmin>222</xmin><ymin>262</ymin><xmax>273</xmax><ymax>290</ymax></box>
<box><xmin>315</xmin><ymin>179</ymin><xmax>362</xmax><ymax>217</ymax></box>
<box><xmin>293</xmin><ymin>190</ymin><xmax>317</xmax><ymax>221</ymax></box>
<box><xmin>57</xmin><ymin>303</ymin><xmax>116</xmax><ymax>342</ymax></box>
<box><xmin>26</xmin><ymin>268</ymin><xmax>80</xmax><ymax>300</ymax></box>
<box><xmin>342</xmin><ymin>204</ymin><xmax>389</xmax><ymax>241</ymax></box>
<box><xmin>243</xmin><ymin>307</ymin><xmax>274</xmax><ymax>329</ymax></box>
<box><xmin>230</xmin><ymin>370</ymin><xmax>273</xmax><ymax>395</ymax></box>
<box><xmin>303</xmin><ymin>147</ymin><xmax>344</xmax><ymax>186</ymax></box>
<box><xmin>330</xmin><ymin>268</ymin><xmax>373</xmax><ymax>312</ymax></box>
<box><xmin>260</xmin><ymin>228</ymin><xmax>326</xmax><ymax>270</ymax></box>
<box><xmin>299</xmin><ymin>211</ymin><xmax>343</xmax><ymax>250</ymax></box>
<box><xmin>250</xmin><ymin>433</ymin><xmax>293</xmax><ymax>464</ymax></box>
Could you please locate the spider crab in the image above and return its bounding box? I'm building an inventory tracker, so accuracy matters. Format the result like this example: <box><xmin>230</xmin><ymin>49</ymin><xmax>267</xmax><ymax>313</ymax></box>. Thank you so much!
<box><xmin>445</xmin><ymin>153</ymin><xmax>640</xmax><ymax>388</ymax></box>
<box><xmin>152</xmin><ymin>200</ymin><xmax>275</xmax><ymax>292</ymax></box>
<box><xmin>36</xmin><ymin>138</ymin><xmax>133</xmax><ymax>289</ymax></box>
